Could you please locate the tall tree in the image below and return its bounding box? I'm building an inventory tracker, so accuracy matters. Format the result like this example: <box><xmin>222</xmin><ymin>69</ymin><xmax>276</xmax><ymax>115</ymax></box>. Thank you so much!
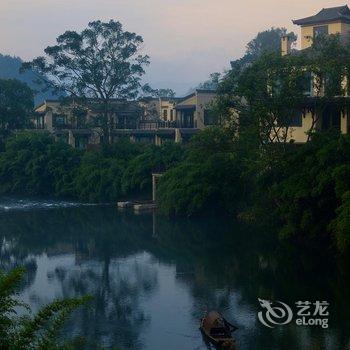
<box><xmin>302</xmin><ymin>34</ymin><xmax>350</xmax><ymax>140</ymax></box>
<box><xmin>198</xmin><ymin>72</ymin><xmax>221</xmax><ymax>90</ymax></box>
<box><xmin>0</xmin><ymin>79</ymin><xmax>34</xmax><ymax>136</ymax></box>
<box><xmin>22</xmin><ymin>20</ymin><xmax>150</xmax><ymax>142</ymax></box>
<box><xmin>218</xmin><ymin>33</ymin><xmax>350</xmax><ymax>153</ymax></box>
<box><xmin>231</xmin><ymin>27</ymin><xmax>297</xmax><ymax>69</ymax></box>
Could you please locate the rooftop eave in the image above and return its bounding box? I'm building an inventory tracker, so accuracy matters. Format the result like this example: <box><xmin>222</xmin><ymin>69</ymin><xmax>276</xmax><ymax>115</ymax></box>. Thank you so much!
<box><xmin>293</xmin><ymin>17</ymin><xmax>350</xmax><ymax>26</ymax></box>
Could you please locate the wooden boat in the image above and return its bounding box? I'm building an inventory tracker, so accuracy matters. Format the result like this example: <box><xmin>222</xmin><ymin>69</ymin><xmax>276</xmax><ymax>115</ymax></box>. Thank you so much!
<box><xmin>200</xmin><ymin>311</ymin><xmax>237</xmax><ymax>349</ymax></box>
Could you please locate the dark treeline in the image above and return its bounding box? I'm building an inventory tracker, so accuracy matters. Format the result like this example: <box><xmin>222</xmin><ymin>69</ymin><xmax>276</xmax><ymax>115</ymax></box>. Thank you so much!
<box><xmin>0</xmin><ymin>128</ymin><xmax>349</xmax><ymax>257</ymax></box>
<box><xmin>0</xmin><ymin>132</ymin><xmax>184</xmax><ymax>202</ymax></box>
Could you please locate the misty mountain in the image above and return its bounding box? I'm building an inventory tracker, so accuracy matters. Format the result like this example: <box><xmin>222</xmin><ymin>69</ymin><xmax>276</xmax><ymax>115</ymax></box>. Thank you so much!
<box><xmin>0</xmin><ymin>53</ymin><xmax>59</xmax><ymax>106</ymax></box>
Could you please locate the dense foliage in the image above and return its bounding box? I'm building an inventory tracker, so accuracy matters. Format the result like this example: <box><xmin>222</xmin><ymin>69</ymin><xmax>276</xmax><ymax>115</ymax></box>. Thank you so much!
<box><xmin>22</xmin><ymin>20</ymin><xmax>149</xmax><ymax>142</ymax></box>
<box><xmin>0</xmin><ymin>132</ymin><xmax>183</xmax><ymax>203</ymax></box>
<box><xmin>157</xmin><ymin>127</ymin><xmax>245</xmax><ymax>216</ymax></box>
<box><xmin>0</xmin><ymin>267</ymin><xmax>90</xmax><ymax>350</ymax></box>
<box><xmin>1</xmin><ymin>28</ymin><xmax>350</xmax><ymax>259</ymax></box>
<box><xmin>121</xmin><ymin>143</ymin><xmax>184</xmax><ymax>196</ymax></box>
<box><xmin>268</xmin><ymin>133</ymin><xmax>350</xmax><ymax>253</ymax></box>
<box><xmin>157</xmin><ymin>128</ymin><xmax>350</xmax><ymax>255</ymax></box>
<box><xmin>0</xmin><ymin>132</ymin><xmax>80</xmax><ymax>196</ymax></box>
<box><xmin>0</xmin><ymin>79</ymin><xmax>34</xmax><ymax>137</ymax></box>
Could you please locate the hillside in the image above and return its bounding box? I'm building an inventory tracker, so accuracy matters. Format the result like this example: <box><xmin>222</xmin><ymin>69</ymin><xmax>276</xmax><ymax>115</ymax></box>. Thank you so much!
<box><xmin>0</xmin><ymin>53</ymin><xmax>59</xmax><ymax>106</ymax></box>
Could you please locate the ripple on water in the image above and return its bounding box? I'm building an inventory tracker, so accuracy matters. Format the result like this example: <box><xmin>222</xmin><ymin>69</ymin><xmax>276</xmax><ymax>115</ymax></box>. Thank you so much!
<box><xmin>0</xmin><ymin>197</ymin><xmax>98</xmax><ymax>211</ymax></box>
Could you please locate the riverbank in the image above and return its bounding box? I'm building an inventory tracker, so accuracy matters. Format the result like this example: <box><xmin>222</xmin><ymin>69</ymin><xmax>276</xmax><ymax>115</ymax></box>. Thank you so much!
<box><xmin>1</xmin><ymin>129</ymin><xmax>350</xmax><ymax>257</ymax></box>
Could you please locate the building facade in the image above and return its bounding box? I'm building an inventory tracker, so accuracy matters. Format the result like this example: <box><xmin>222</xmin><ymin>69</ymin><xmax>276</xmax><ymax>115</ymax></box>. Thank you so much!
<box><xmin>34</xmin><ymin>99</ymin><xmax>142</xmax><ymax>149</ymax></box>
<box><xmin>33</xmin><ymin>90</ymin><xmax>218</xmax><ymax>148</ymax></box>
<box><xmin>175</xmin><ymin>90</ymin><xmax>218</xmax><ymax>129</ymax></box>
<box><xmin>278</xmin><ymin>5</ymin><xmax>350</xmax><ymax>143</ymax></box>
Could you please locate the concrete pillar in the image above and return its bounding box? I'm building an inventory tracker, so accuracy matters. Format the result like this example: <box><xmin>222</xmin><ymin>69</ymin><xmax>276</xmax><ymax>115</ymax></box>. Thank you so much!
<box><xmin>130</xmin><ymin>135</ymin><xmax>136</xmax><ymax>143</ymax></box>
<box><xmin>281</xmin><ymin>35</ymin><xmax>293</xmax><ymax>56</ymax></box>
<box><xmin>341</xmin><ymin>109</ymin><xmax>350</xmax><ymax>134</ymax></box>
<box><xmin>175</xmin><ymin>128</ymin><xmax>182</xmax><ymax>143</ymax></box>
<box><xmin>44</xmin><ymin>111</ymin><xmax>54</xmax><ymax>130</ymax></box>
<box><xmin>152</xmin><ymin>173</ymin><xmax>163</xmax><ymax>202</ymax></box>
<box><xmin>68</xmin><ymin>130</ymin><xmax>76</xmax><ymax>148</ymax></box>
<box><xmin>155</xmin><ymin>135</ymin><xmax>162</xmax><ymax>146</ymax></box>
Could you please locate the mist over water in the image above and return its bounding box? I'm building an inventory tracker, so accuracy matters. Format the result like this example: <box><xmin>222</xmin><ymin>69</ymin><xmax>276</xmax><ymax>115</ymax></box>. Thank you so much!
<box><xmin>0</xmin><ymin>198</ymin><xmax>349</xmax><ymax>350</ymax></box>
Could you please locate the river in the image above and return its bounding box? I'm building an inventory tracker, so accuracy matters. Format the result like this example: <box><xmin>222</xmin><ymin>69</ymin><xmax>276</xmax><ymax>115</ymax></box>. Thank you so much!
<box><xmin>0</xmin><ymin>198</ymin><xmax>349</xmax><ymax>350</ymax></box>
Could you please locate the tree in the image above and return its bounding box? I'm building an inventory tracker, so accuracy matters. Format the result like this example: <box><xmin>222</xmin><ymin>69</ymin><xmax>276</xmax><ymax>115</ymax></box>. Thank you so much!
<box><xmin>0</xmin><ymin>132</ymin><xmax>81</xmax><ymax>197</ymax></box>
<box><xmin>22</xmin><ymin>20</ymin><xmax>150</xmax><ymax>142</ymax></box>
<box><xmin>121</xmin><ymin>143</ymin><xmax>184</xmax><ymax>196</ymax></box>
<box><xmin>0</xmin><ymin>54</ymin><xmax>59</xmax><ymax>105</ymax></box>
<box><xmin>231</xmin><ymin>27</ymin><xmax>297</xmax><ymax>70</ymax></box>
<box><xmin>0</xmin><ymin>79</ymin><xmax>34</xmax><ymax>136</ymax></box>
<box><xmin>198</xmin><ymin>72</ymin><xmax>221</xmax><ymax>90</ymax></box>
<box><xmin>141</xmin><ymin>85</ymin><xmax>176</xmax><ymax>98</ymax></box>
<box><xmin>301</xmin><ymin>34</ymin><xmax>350</xmax><ymax>141</ymax></box>
<box><xmin>218</xmin><ymin>52</ymin><xmax>308</xmax><ymax>153</ymax></box>
<box><xmin>217</xmin><ymin>33</ymin><xmax>350</xmax><ymax>155</ymax></box>
<box><xmin>153</xmin><ymin>88</ymin><xmax>176</xmax><ymax>98</ymax></box>
<box><xmin>157</xmin><ymin>127</ymin><xmax>243</xmax><ymax>216</ymax></box>
<box><xmin>0</xmin><ymin>267</ymin><xmax>91</xmax><ymax>350</ymax></box>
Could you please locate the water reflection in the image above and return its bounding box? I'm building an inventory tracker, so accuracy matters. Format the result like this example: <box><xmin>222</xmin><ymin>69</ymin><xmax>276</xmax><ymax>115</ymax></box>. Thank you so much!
<box><xmin>0</xmin><ymin>204</ymin><xmax>349</xmax><ymax>350</ymax></box>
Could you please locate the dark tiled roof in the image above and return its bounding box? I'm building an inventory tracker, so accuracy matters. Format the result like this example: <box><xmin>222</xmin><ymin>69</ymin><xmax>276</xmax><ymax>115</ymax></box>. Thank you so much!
<box><xmin>293</xmin><ymin>5</ymin><xmax>350</xmax><ymax>25</ymax></box>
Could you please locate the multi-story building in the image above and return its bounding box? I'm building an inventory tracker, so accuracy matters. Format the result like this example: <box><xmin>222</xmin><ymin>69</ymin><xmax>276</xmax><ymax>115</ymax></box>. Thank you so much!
<box><xmin>279</xmin><ymin>5</ymin><xmax>350</xmax><ymax>143</ymax></box>
<box><xmin>138</xmin><ymin>97</ymin><xmax>180</xmax><ymax>129</ymax></box>
<box><xmin>175</xmin><ymin>89</ymin><xmax>218</xmax><ymax>129</ymax></box>
<box><xmin>33</xmin><ymin>90</ymin><xmax>218</xmax><ymax>148</ymax></box>
<box><xmin>34</xmin><ymin>99</ymin><xmax>142</xmax><ymax>149</ymax></box>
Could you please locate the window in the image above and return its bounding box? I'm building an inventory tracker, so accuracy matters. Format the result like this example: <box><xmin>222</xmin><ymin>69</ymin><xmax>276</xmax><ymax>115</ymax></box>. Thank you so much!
<box><xmin>313</xmin><ymin>25</ymin><xmax>328</xmax><ymax>37</ymax></box>
<box><xmin>163</xmin><ymin>109</ymin><xmax>168</xmax><ymax>119</ymax></box>
<box><xmin>303</xmin><ymin>72</ymin><xmax>313</xmax><ymax>96</ymax></box>
<box><xmin>53</xmin><ymin>114</ymin><xmax>66</xmax><ymax>127</ymax></box>
<box><xmin>170</xmin><ymin>110</ymin><xmax>174</xmax><ymax>121</ymax></box>
<box><xmin>204</xmin><ymin>109</ymin><xmax>217</xmax><ymax>125</ymax></box>
<box><xmin>325</xmin><ymin>73</ymin><xmax>342</xmax><ymax>96</ymax></box>
<box><xmin>287</xmin><ymin>110</ymin><xmax>303</xmax><ymax>127</ymax></box>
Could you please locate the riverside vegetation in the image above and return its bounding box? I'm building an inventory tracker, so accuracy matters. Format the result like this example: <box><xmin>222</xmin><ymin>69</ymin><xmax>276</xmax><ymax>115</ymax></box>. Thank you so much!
<box><xmin>0</xmin><ymin>128</ymin><xmax>349</xmax><ymax>256</ymax></box>
<box><xmin>1</xmin><ymin>24</ymin><xmax>350</xmax><ymax>348</ymax></box>
<box><xmin>1</xmin><ymin>31</ymin><xmax>350</xmax><ymax>257</ymax></box>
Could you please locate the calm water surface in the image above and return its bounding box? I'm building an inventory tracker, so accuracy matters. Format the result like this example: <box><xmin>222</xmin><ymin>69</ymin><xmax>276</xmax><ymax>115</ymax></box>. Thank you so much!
<box><xmin>0</xmin><ymin>198</ymin><xmax>349</xmax><ymax>350</ymax></box>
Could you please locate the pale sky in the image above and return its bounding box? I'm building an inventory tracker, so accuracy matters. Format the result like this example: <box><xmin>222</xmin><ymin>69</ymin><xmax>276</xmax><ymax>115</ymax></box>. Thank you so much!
<box><xmin>0</xmin><ymin>0</ymin><xmax>346</xmax><ymax>94</ymax></box>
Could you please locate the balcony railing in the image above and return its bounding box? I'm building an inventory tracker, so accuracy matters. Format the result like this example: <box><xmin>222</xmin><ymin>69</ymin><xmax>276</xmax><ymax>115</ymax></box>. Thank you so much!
<box><xmin>138</xmin><ymin>120</ymin><xmax>179</xmax><ymax>130</ymax></box>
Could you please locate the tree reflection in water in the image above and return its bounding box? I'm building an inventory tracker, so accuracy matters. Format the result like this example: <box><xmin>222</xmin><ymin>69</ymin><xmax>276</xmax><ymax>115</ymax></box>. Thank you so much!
<box><xmin>0</xmin><ymin>205</ymin><xmax>349</xmax><ymax>350</ymax></box>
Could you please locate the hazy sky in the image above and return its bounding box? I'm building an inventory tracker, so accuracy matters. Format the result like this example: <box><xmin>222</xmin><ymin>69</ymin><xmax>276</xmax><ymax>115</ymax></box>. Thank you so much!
<box><xmin>0</xmin><ymin>0</ymin><xmax>345</xmax><ymax>94</ymax></box>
